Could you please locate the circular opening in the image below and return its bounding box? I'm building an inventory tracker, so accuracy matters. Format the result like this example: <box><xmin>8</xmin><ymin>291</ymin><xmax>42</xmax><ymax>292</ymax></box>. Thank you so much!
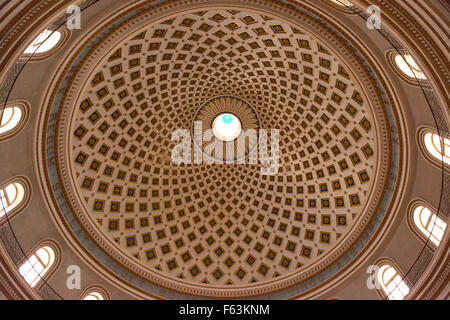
<box><xmin>212</xmin><ymin>113</ymin><xmax>242</xmax><ymax>142</ymax></box>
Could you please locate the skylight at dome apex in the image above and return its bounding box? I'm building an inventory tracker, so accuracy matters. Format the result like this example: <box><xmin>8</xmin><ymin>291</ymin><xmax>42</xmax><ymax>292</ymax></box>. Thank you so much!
<box><xmin>0</xmin><ymin>0</ymin><xmax>448</xmax><ymax>303</ymax></box>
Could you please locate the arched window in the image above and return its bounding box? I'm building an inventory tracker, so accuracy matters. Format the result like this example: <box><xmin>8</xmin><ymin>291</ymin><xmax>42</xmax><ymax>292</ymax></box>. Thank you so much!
<box><xmin>377</xmin><ymin>264</ymin><xmax>410</xmax><ymax>300</ymax></box>
<box><xmin>0</xmin><ymin>182</ymin><xmax>25</xmax><ymax>217</ymax></box>
<box><xmin>413</xmin><ymin>206</ymin><xmax>446</xmax><ymax>246</ymax></box>
<box><xmin>19</xmin><ymin>246</ymin><xmax>56</xmax><ymax>288</ymax></box>
<box><xmin>387</xmin><ymin>50</ymin><xmax>429</xmax><ymax>87</ymax></box>
<box><xmin>330</xmin><ymin>0</ymin><xmax>353</xmax><ymax>6</ymax></box>
<box><xmin>394</xmin><ymin>54</ymin><xmax>427</xmax><ymax>80</ymax></box>
<box><xmin>424</xmin><ymin>132</ymin><xmax>450</xmax><ymax>166</ymax></box>
<box><xmin>0</xmin><ymin>106</ymin><xmax>22</xmax><ymax>135</ymax></box>
<box><xmin>24</xmin><ymin>29</ymin><xmax>62</xmax><ymax>54</ymax></box>
<box><xmin>83</xmin><ymin>291</ymin><xmax>105</xmax><ymax>300</ymax></box>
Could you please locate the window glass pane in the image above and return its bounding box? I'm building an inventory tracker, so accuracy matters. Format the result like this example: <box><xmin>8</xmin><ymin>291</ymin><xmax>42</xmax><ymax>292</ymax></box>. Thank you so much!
<box><xmin>5</xmin><ymin>184</ymin><xmax>17</xmax><ymax>203</ymax></box>
<box><xmin>378</xmin><ymin>264</ymin><xmax>409</xmax><ymax>300</ymax></box>
<box><xmin>84</xmin><ymin>292</ymin><xmax>104</xmax><ymax>300</ymax></box>
<box><xmin>24</xmin><ymin>269</ymin><xmax>39</xmax><ymax>285</ymax></box>
<box><xmin>19</xmin><ymin>260</ymin><xmax>33</xmax><ymax>275</ymax></box>
<box><xmin>424</xmin><ymin>132</ymin><xmax>450</xmax><ymax>165</ymax></box>
<box><xmin>0</xmin><ymin>107</ymin><xmax>13</xmax><ymax>126</ymax></box>
<box><xmin>0</xmin><ymin>107</ymin><xmax>22</xmax><ymax>135</ymax></box>
<box><xmin>398</xmin><ymin>281</ymin><xmax>410</xmax><ymax>295</ymax></box>
<box><xmin>413</xmin><ymin>205</ymin><xmax>447</xmax><ymax>246</ymax></box>
<box><xmin>19</xmin><ymin>246</ymin><xmax>56</xmax><ymax>287</ymax></box>
<box><xmin>24</xmin><ymin>30</ymin><xmax>62</xmax><ymax>54</ymax></box>
<box><xmin>394</xmin><ymin>54</ymin><xmax>426</xmax><ymax>80</ymax></box>
<box><xmin>386</xmin><ymin>281</ymin><xmax>397</xmax><ymax>292</ymax></box>
<box><xmin>28</xmin><ymin>255</ymin><xmax>38</xmax><ymax>265</ymax></box>
<box><xmin>36</xmin><ymin>248</ymin><xmax>50</xmax><ymax>265</ymax></box>
<box><xmin>33</xmin><ymin>262</ymin><xmax>45</xmax><ymax>274</ymax></box>
<box><xmin>390</xmin><ymin>289</ymin><xmax>404</xmax><ymax>300</ymax></box>
<box><xmin>0</xmin><ymin>183</ymin><xmax>24</xmax><ymax>216</ymax></box>
<box><xmin>330</xmin><ymin>0</ymin><xmax>353</xmax><ymax>6</ymax></box>
<box><xmin>0</xmin><ymin>195</ymin><xmax>7</xmax><ymax>217</ymax></box>
<box><xmin>383</xmin><ymin>267</ymin><xmax>396</xmax><ymax>284</ymax></box>
<box><xmin>430</xmin><ymin>216</ymin><xmax>446</xmax><ymax>245</ymax></box>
